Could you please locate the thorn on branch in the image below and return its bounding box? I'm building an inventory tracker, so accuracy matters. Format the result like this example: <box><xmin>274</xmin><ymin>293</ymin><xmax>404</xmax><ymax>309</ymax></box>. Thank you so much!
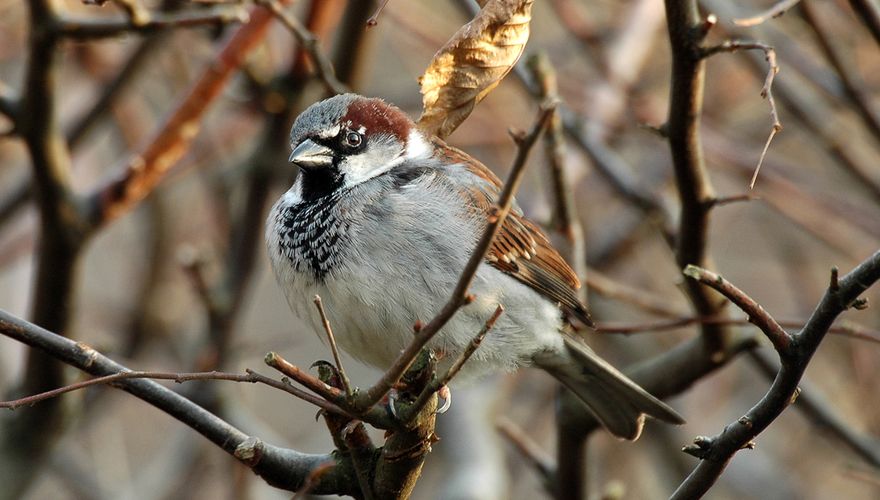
<box><xmin>638</xmin><ymin>121</ymin><xmax>669</xmax><ymax>138</ymax></box>
<box><xmin>851</xmin><ymin>298</ymin><xmax>869</xmax><ymax>310</ymax></box>
<box><xmin>830</xmin><ymin>266</ymin><xmax>840</xmax><ymax>292</ymax></box>
<box><xmin>682</xmin><ymin>435</ymin><xmax>715</xmax><ymax>459</ymax></box>
<box><xmin>366</xmin><ymin>0</ymin><xmax>392</xmax><ymax>27</ymax></box>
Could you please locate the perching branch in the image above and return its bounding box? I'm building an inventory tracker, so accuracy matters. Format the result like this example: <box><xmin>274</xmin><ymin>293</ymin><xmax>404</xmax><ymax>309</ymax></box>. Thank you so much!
<box><xmin>0</xmin><ymin>308</ymin><xmax>359</xmax><ymax>496</ymax></box>
<box><xmin>671</xmin><ymin>250</ymin><xmax>880</xmax><ymax>499</ymax></box>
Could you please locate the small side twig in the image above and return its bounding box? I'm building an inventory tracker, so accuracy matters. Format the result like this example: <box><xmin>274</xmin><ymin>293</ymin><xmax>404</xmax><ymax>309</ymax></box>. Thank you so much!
<box><xmin>683</xmin><ymin>265</ymin><xmax>791</xmax><ymax>356</ymax></box>
<box><xmin>702</xmin><ymin>40</ymin><xmax>781</xmax><ymax>189</ymax></box>
<box><xmin>258</xmin><ymin>0</ymin><xmax>348</xmax><ymax>95</ymax></box>
<box><xmin>733</xmin><ymin>0</ymin><xmax>802</xmax><ymax>27</ymax></box>
<box><xmin>366</xmin><ymin>0</ymin><xmax>392</xmax><ymax>27</ymax></box>
<box><xmin>496</xmin><ymin>417</ymin><xmax>555</xmax><ymax>486</ymax></box>
<box><xmin>0</xmin><ymin>368</ymin><xmax>349</xmax><ymax>417</ymax></box>
<box><xmin>314</xmin><ymin>295</ymin><xmax>352</xmax><ymax>397</ymax></box>
<box><xmin>57</xmin><ymin>7</ymin><xmax>250</xmax><ymax>38</ymax></box>
<box><xmin>403</xmin><ymin>305</ymin><xmax>504</xmax><ymax>420</ymax></box>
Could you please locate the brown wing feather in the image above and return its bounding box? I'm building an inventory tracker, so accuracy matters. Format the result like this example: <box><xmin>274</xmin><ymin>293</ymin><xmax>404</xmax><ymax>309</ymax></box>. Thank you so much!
<box><xmin>433</xmin><ymin>139</ymin><xmax>593</xmax><ymax>327</ymax></box>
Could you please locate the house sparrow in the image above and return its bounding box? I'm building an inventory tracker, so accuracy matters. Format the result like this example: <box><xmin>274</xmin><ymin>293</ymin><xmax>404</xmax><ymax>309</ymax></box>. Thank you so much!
<box><xmin>266</xmin><ymin>94</ymin><xmax>684</xmax><ymax>440</ymax></box>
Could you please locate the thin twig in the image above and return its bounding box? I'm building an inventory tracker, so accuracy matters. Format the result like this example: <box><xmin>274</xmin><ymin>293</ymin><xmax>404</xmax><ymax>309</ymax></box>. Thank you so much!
<box><xmin>702</xmin><ymin>40</ymin><xmax>780</xmax><ymax>189</ymax></box>
<box><xmin>0</xmin><ymin>309</ymin><xmax>355</xmax><ymax>495</ymax></box>
<box><xmin>0</xmin><ymin>368</ymin><xmax>350</xmax><ymax>417</ymax></box>
<box><xmin>366</xmin><ymin>0</ymin><xmax>392</xmax><ymax>27</ymax></box>
<box><xmin>258</xmin><ymin>0</ymin><xmax>349</xmax><ymax>95</ymax></box>
<box><xmin>802</xmin><ymin>1</ymin><xmax>880</xmax><ymax>147</ymax></box>
<box><xmin>496</xmin><ymin>417</ymin><xmax>555</xmax><ymax>484</ymax></box>
<box><xmin>57</xmin><ymin>7</ymin><xmax>249</xmax><ymax>38</ymax></box>
<box><xmin>596</xmin><ymin>316</ymin><xmax>880</xmax><ymax>345</ymax></box>
<box><xmin>404</xmin><ymin>305</ymin><xmax>504</xmax><ymax>419</ymax></box>
<box><xmin>313</xmin><ymin>295</ymin><xmax>352</xmax><ymax>397</ymax></box>
<box><xmin>353</xmin><ymin>102</ymin><xmax>557</xmax><ymax>412</ymax></box>
<box><xmin>264</xmin><ymin>352</ymin><xmax>346</xmax><ymax>403</ymax></box>
<box><xmin>733</xmin><ymin>0</ymin><xmax>802</xmax><ymax>27</ymax></box>
<box><xmin>683</xmin><ymin>265</ymin><xmax>791</xmax><ymax>356</ymax></box>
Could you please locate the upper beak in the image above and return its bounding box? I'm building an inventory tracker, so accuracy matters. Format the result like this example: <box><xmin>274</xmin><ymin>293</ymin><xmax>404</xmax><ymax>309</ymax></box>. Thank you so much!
<box><xmin>289</xmin><ymin>139</ymin><xmax>334</xmax><ymax>169</ymax></box>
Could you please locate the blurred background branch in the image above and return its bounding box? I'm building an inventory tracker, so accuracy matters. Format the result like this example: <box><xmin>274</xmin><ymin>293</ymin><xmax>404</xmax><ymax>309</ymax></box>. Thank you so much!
<box><xmin>0</xmin><ymin>0</ymin><xmax>878</xmax><ymax>499</ymax></box>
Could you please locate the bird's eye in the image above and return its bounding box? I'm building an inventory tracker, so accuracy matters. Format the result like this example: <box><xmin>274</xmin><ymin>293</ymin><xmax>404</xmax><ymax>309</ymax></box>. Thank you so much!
<box><xmin>343</xmin><ymin>131</ymin><xmax>363</xmax><ymax>149</ymax></box>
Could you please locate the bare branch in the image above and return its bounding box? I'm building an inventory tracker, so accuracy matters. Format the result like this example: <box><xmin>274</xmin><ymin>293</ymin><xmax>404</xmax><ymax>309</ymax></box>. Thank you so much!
<box><xmin>0</xmin><ymin>308</ymin><xmax>359</xmax><ymax>495</ymax></box>
<box><xmin>84</xmin><ymin>2</ymin><xmax>289</xmax><ymax>232</ymax></box>
<box><xmin>663</xmin><ymin>0</ymin><xmax>730</xmax><ymax>352</ymax></box>
<box><xmin>671</xmin><ymin>250</ymin><xmax>880</xmax><ymax>498</ymax></box>
<box><xmin>683</xmin><ymin>265</ymin><xmax>792</xmax><ymax>355</ymax></box>
<box><xmin>848</xmin><ymin>0</ymin><xmax>880</xmax><ymax>45</ymax></box>
<box><xmin>733</xmin><ymin>0</ymin><xmax>802</xmax><ymax>27</ymax></box>
<box><xmin>258</xmin><ymin>0</ymin><xmax>349</xmax><ymax>95</ymax></box>
<box><xmin>496</xmin><ymin>417</ymin><xmax>555</xmax><ymax>486</ymax></box>
<box><xmin>802</xmin><ymin>2</ymin><xmax>880</xmax><ymax>146</ymax></box>
<box><xmin>703</xmin><ymin>40</ymin><xmax>781</xmax><ymax>189</ymax></box>
<box><xmin>597</xmin><ymin>315</ymin><xmax>880</xmax><ymax>346</ymax></box>
<box><xmin>313</xmin><ymin>295</ymin><xmax>352</xmax><ymax>397</ymax></box>
<box><xmin>57</xmin><ymin>6</ymin><xmax>249</xmax><ymax>39</ymax></box>
<box><xmin>404</xmin><ymin>305</ymin><xmax>504</xmax><ymax>419</ymax></box>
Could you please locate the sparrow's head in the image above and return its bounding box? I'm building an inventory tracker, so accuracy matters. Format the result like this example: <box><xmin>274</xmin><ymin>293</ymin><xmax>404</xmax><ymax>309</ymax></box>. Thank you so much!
<box><xmin>288</xmin><ymin>94</ymin><xmax>430</xmax><ymax>198</ymax></box>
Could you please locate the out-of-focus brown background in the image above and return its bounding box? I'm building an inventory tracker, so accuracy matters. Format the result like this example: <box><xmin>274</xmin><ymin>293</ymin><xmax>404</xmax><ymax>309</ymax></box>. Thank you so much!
<box><xmin>1</xmin><ymin>0</ymin><xmax>879</xmax><ymax>498</ymax></box>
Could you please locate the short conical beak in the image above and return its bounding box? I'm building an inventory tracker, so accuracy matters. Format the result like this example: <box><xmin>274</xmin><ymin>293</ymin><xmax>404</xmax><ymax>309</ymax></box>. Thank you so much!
<box><xmin>289</xmin><ymin>139</ymin><xmax>333</xmax><ymax>169</ymax></box>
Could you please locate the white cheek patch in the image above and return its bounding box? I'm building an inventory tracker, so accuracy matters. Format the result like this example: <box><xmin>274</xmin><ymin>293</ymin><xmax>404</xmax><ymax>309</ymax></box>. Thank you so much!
<box><xmin>340</xmin><ymin>134</ymin><xmax>405</xmax><ymax>187</ymax></box>
<box><xmin>405</xmin><ymin>130</ymin><xmax>431</xmax><ymax>160</ymax></box>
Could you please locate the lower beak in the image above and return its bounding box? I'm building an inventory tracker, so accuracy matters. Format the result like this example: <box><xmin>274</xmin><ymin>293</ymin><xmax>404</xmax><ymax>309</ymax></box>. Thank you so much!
<box><xmin>289</xmin><ymin>139</ymin><xmax>333</xmax><ymax>169</ymax></box>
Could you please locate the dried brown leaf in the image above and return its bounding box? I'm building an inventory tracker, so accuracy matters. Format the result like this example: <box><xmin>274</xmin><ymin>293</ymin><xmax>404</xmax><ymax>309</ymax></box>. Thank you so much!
<box><xmin>417</xmin><ymin>0</ymin><xmax>533</xmax><ymax>139</ymax></box>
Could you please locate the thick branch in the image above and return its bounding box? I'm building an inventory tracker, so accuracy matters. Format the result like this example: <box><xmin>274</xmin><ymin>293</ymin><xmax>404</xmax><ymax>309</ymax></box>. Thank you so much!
<box><xmin>664</xmin><ymin>1</ymin><xmax>730</xmax><ymax>351</ymax></box>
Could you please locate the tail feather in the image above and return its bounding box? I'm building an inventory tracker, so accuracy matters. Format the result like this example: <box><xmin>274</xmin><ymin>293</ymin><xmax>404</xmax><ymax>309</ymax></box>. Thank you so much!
<box><xmin>536</xmin><ymin>337</ymin><xmax>685</xmax><ymax>440</ymax></box>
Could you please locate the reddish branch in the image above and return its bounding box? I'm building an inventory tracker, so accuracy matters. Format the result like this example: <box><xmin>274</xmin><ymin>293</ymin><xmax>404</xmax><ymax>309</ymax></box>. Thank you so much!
<box><xmin>85</xmin><ymin>1</ymin><xmax>292</xmax><ymax>231</ymax></box>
